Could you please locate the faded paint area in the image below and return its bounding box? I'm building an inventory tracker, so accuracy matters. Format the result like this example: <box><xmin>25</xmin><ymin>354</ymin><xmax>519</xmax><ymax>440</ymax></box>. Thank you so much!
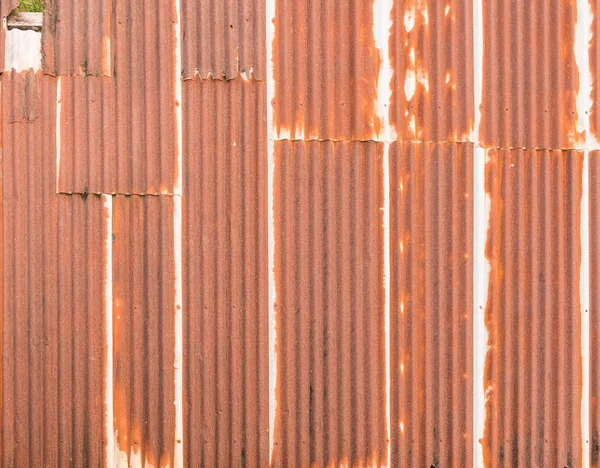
<box><xmin>272</xmin><ymin>140</ymin><xmax>387</xmax><ymax>467</ymax></box>
<box><xmin>2</xmin><ymin>71</ymin><xmax>107</xmax><ymax>467</ymax></box>
<box><xmin>0</xmin><ymin>0</ymin><xmax>19</xmax><ymax>70</ymax></box>
<box><xmin>484</xmin><ymin>149</ymin><xmax>583</xmax><ymax>467</ymax></box>
<box><xmin>390</xmin><ymin>0</ymin><xmax>473</xmax><ymax>142</ymax></box>
<box><xmin>180</xmin><ymin>0</ymin><xmax>265</xmax><ymax>80</ymax></box>
<box><xmin>4</xmin><ymin>28</ymin><xmax>41</xmax><ymax>72</ymax></box>
<box><xmin>389</xmin><ymin>142</ymin><xmax>473</xmax><ymax>467</ymax></box>
<box><xmin>182</xmin><ymin>78</ymin><xmax>269</xmax><ymax>467</ymax></box>
<box><xmin>480</xmin><ymin>0</ymin><xmax>579</xmax><ymax>149</ymax></box>
<box><xmin>112</xmin><ymin>195</ymin><xmax>176</xmax><ymax>468</ymax></box>
<box><xmin>272</xmin><ymin>0</ymin><xmax>380</xmax><ymax>140</ymax></box>
<box><xmin>589</xmin><ymin>1</ymin><xmax>600</xmax><ymax>143</ymax></box>
<box><xmin>41</xmin><ymin>0</ymin><xmax>111</xmax><ymax>75</ymax></box>
<box><xmin>4</xmin><ymin>69</ymin><xmax>40</xmax><ymax>122</ymax></box>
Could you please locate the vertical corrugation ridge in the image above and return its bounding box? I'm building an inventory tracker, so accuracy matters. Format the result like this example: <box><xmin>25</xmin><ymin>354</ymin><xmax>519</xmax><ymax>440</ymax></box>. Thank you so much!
<box><xmin>180</xmin><ymin>0</ymin><xmax>265</xmax><ymax>80</ymax></box>
<box><xmin>112</xmin><ymin>195</ymin><xmax>176</xmax><ymax>467</ymax></box>
<box><xmin>272</xmin><ymin>140</ymin><xmax>387</xmax><ymax>467</ymax></box>
<box><xmin>590</xmin><ymin>1</ymin><xmax>600</xmax><ymax>141</ymax></box>
<box><xmin>389</xmin><ymin>141</ymin><xmax>473</xmax><ymax>467</ymax></box>
<box><xmin>2</xmin><ymin>71</ymin><xmax>107</xmax><ymax>467</ymax></box>
<box><xmin>480</xmin><ymin>0</ymin><xmax>578</xmax><ymax>150</ymax></box>
<box><xmin>182</xmin><ymin>78</ymin><xmax>269</xmax><ymax>467</ymax></box>
<box><xmin>389</xmin><ymin>0</ymin><xmax>474</xmax><ymax>143</ymax></box>
<box><xmin>272</xmin><ymin>0</ymin><xmax>380</xmax><ymax>141</ymax></box>
<box><xmin>483</xmin><ymin>149</ymin><xmax>583</xmax><ymax>467</ymax></box>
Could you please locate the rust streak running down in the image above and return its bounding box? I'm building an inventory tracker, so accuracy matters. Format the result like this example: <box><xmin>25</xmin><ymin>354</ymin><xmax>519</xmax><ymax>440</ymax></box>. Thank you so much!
<box><xmin>182</xmin><ymin>78</ymin><xmax>269</xmax><ymax>467</ymax></box>
<box><xmin>2</xmin><ymin>71</ymin><xmax>107</xmax><ymax>467</ymax></box>
<box><xmin>389</xmin><ymin>0</ymin><xmax>474</xmax><ymax>143</ymax></box>
<box><xmin>484</xmin><ymin>149</ymin><xmax>583</xmax><ymax>467</ymax></box>
<box><xmin>480</xmin><ymin>0</ymin><xmax>579</xmax><ymax>150</ymax></box>
<box><xmin>389</xmin><ymin>142</ymin><xmax>473</xmax><ymax>467</ymax></box>
<box><xmin>272</xmin><ymin>140</ymin><xmax>387</xmax><ymax>467</ymax></box>
<box><xmin>272</xmin><ymin>0</ymin><xmax>380</xmax><ymax>140</ymax></box>
<box><xmin>112</xmin><ymin>195</ymin><xmax>176</xmax><ymax>467</ymax></box>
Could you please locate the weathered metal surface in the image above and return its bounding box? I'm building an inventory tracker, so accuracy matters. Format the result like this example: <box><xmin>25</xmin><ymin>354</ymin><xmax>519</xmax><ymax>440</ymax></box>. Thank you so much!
<box><xmin>182</xmin><ymin>78</ymin><xmax>269</xmax><ymax>467</ymax></box>
<box><xmin>484</xmin><ymin>148</ymin><xmax>583</xmax><ymax>467</ymax></box>
<box><xmin>42</xmin><ymin>0</ymin><xmax>111</xmax><ymax>76</ymax></box>
<box><xmin>272</xmin><ymin>140</ymin><xmax>387</xmax><ymax>467</ymax></box>
<box><xmin>181</xmin><ymin>0</ymin><xmax>265</xmax><ymax>80</ymax></box>
<box><xmin>590</xmin><ymin>1</ymin><xmax>600</xmax><ymax>142</ymax></box>
<box><xmin>480</xmin><ymin>0</ymin><xmax>579</xmax><ymax>150</ymax></box>
<box><xmin>390</xmin><ymin>0</ymin><xmax>473</xmax><ymax>142</ymax></box>
<box><xmin>590</xmin><ymin>150</ymin><xmax>600</xmax><ymax>465</ymax></box>
<box><xmin>272</xmin><ymin>0</ymin><xmax>380</xmax><ymax>141</ymax></box>
<box><xmin>0</xmin><ymin>0</ymin><xmax>20</xmax><ymax>70</ymax></box>
<box><xmin>390</xmin><ymin>141</ymin><xmax>473</xmax><ymax>467</ymax></box>
<box><xmin>112</xmin><ymin>194</ymin><xmax>176</xmax><ymax>467</ymax></box>
<box><xmin>2</xmin><ymin>71</ymin><xmax>108</xmax><ymax>467</ymax></box>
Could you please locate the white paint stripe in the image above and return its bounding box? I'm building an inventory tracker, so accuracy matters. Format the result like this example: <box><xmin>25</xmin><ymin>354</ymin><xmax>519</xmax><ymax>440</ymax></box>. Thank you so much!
<box><xmin>575</xmin><ymin>0</ymin><xmax>597</xmax><ymax>150</ymax></box>
<box><xmin>173</xmin><ymin>195</ymin><xmax>184</xmax><ymax>468</ymax></box>
<box><xmin>581</xmin><ymin>150</ymin><xmax>590</xmax><ymax>468</ymax></box>
<box><xmin>103</xmin><ymin>195</ymin><xmax>115</xmax><ymax>468</ymax></box>
<box><xmin>56</xmin><ymin>76</ymin><xmax>62</xmax><ymax>194</ymax></box>
<box><xmin>473</xmin><ymin>147</ymin><xmax>489</xmax><ymax>468</ymax></box>
<box><xmin>173</xmin><ymin>0</ymin><xmax>183</xmax><ymax>195</ymax></box>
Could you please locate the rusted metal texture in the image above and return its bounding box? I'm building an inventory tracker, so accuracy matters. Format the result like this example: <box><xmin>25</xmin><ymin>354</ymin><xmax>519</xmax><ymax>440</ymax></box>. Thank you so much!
<box><xmin>480</xmin><ymin>0</ymin><xmax>579</xmax><ymax>150</ymax></box>
<box><xmin>181</xmin><ymin>0</ymin><xmax>265</xmax><ymax>80</ymax></box>
<box><xmin>484</xmin><ymin>148</ymin><xmax>583</xmax><ymax>467</ymax></box>
<box><xmin>590</xmin><ymin>0</ymin><xmax>600</xmax><ymax>142</ymax></box>
<box><xmin>390</xmin><ymin>141</ymin><xmax>473</xmax><ymax>467</ymax></box>
<box><xmin>272</xmin><ymin>0</ymin><xmax>380</xmax><ymax>141</ymax></box>
<box><xmin>0</xmin><ymin>0</ymin><xmax>19</xmax><ymax>71</ymax></box>
<box><xmin>112</xmin><ymin>195</ymin><xmax>176</xmax><ymax>466</ymax></box>
<box><xmin>41</xmin><ymin>0</ymin><xmax>111</xmax><ymax>76</ymax></box>
<box><xmin>2</xmin><ymin>70</ymin><xmax>108</xmax><ymax>467</ymax></box>
<box><xmin>591</xmin><ymin>150</ymin><xmax>600</xmax><ymax>464</ymax></box>
<box><xmin>182</xmin><ymin>78</ymin><xmax>269</xmax><ymax>467</ymax></box>
<box><xmin>272</xmin><ymin>140</ymin><xmax>387</xmax><ymax>467</ymax></box>
<box><xmin>390</xmin><ymin>1</ymin><xmax>473</xmax><ymax>142</ymax></box>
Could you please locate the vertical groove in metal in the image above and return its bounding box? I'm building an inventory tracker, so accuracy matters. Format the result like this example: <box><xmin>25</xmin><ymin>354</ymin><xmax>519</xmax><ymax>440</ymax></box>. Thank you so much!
<box><xmin>590</xmin><ymin>0</ymin><xmax>600</xmax><ymax>142</ymax></box>
<box><xmin>1</xmin><ymin>71</ymin><xmax>107</xmax><ymax>467</ymax></box>
<box><xmin>182</xmin><ymin>78</ymin><xmax>269</xmax><ymax>467</ymax></box>
<box><xmin>483</xmin><ymin>149</ymin><xmax>583</xmax><ymax>467</ymax></box>
<box><xmin>272</xmin><ymin>140</ymin><xmax>387</xmax><ymax>467</ymax></box>
<box><xmin>389</xmin><ymin>141</ymin><xmax>474</xmax><ymax>467</ymax></box>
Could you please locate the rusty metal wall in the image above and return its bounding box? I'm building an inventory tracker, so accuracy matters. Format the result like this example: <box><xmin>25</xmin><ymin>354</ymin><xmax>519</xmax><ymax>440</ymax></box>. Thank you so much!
<box><xmin>0</xmin><ymin>0</ymin><xmax>597</xmax><ymax>467</ymax></box>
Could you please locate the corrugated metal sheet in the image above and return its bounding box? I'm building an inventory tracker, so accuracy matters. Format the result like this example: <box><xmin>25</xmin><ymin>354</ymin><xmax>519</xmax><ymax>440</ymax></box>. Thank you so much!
<box><xmin>479</xmin><ymin>0</ymin><xmax>579</xmax><ymax>150</ymax></box>
<box><xmin>484</xmin><ymin>148</ymin><xmax>583</xmax><ymax>466</ymax></box>
<box><xmin>390</xmin><ymin>0</ymin><xmax>473</xmax><ymax>142</ymax></box>
<box><xmin>590</xmin><ymin>150</ymin><xmax>600</xmax><ymax>464</ymax></box>
<box><xmin>182</xmin><ymin>78</ymin><xmax>269</xmax><ymax>466</ymax></box>
<box><xmin>390</xmin><ymin>141</ymin><xmax>473</xmax><ymax>467</ymax></box>
<box><xmin>41</xmin><ymin>0</ymin><xmax>111</xmax><ymax>76</ymax></box>
<box><xmin>2</xmin><ymin>71</ymin><xmax>108</xmax><ymax>467</ymax></box>
<box><xmin>590</xmin><ymin>0</ymin><xmax>600</xmax><ymax>141</ymax></box>
<box><xmin>112</xmin><ymin>195</ymin><xmax>176</xmax><ymax>466</ymax></box>
<box><xmin>0</xmin><ymin>0</ymin><xmax>19</xmax><ymax>71</ymax></box>
<box><xmin>181</xmin><ymin>0</ymin><xmax>265</xmax><ymax>80</ymax></box>
<box><xmin>272</xmin><ymin>140</ymin><xmax>387</xmax><ymax>467</ymax></box>
<box><xmin>272</xmin><ymin>0</ymin><xmax>380</xmax><ymax>141</ymax></box>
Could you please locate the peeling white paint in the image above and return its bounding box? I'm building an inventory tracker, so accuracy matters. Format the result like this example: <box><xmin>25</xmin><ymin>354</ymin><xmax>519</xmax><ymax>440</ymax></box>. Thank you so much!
<box><xmin>174</xmin><ymin>196</ymin><xmax>183</xmax><ymax>468</ymax></box>
<box><xmin>420</xmin><ymin>6</ymin><xmax>428</xmax><ymax>25</ymax></box>
<box><xmin>404</xmin><ymin>69</ymin><xmax>416</xmax><ymax>102</ymax></box>
<box><xmin>173</xmin><ymin>0</ymin><xmax>183</xmax><ymax>195</ymax></box>
<box><xmin>56</xmin><ymin>77</ymin><xmax>62</xmax><ymax>194</ymax></box>
<box><xmin>4</xmin><ymin>28</ymin><xmax>41</xmax><ymax>72</ymax></box>
<box><xmin>404</xmin><ymin>7</ymin><xmax>415</xmax><ymax>32</ymax></box>
<box><xmin>409</xmin><ymin>48</ymin><xmax>415</xmax><ymax>65</ymax></box>
<box><xmin>473</xmin><ymin>146</ymin><xmax>490</xmax><ymax>468</ymax></box>
<box><xmin>581</xmin><ymin>150</ymin><xmax>590</xmax><ymax>468</ymax></box>
<box><xmin>416</xmin><ymin>68</ymin><xmax>429</xmax><ymax>93</ymax></box>
<box><xmin>373</xmin><ymin>0</ymin><xmax>396</xmax><ymax>141</ymax></box>
<box><xmin>445</xmin><ymin>72</ymin><xmax>451</xmax><ymax>84</ymax></box>
<box><xmin>408</xmin><ymin>114</ymin><xmax>416</xmax><ymax>135</ymax></box>
<box><xmin>473</xmin><ymin>0</ymin><xmax>483</xmax><ymax>144</ymax></box>
<box><xmin>103</xmin><ymin>195</ymin><xmax>115</xmax><ymax>468</ymax></box>
<box><xmin>445</xmin><ymin>4</ymin><xmax>451</xmax><ymax>16</ymax></box>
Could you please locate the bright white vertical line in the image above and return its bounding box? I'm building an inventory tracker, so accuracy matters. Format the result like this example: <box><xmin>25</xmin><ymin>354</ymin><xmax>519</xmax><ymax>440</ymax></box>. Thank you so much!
<box><xmin>103</xmin><ymin>195</ymin><xmax>115</xmax><ymax>468</ymax></box>
<box><xmin>173</xmin><ymin>0</ymin><xmax>183</xmax><ymax>195</ymax></box>
<box><xmin>173</xmin><ymin>196</ymin><xmax>183</xmax><ymax>468</ymax></box>
<box><xmin>581</xmin><ymin>151</ymin><xmax>590</xmax><ymax>468</ymax></box>
<box><xmin>373</xmin><ymin>0</ymin><xmax>395</xmax><ymax>464</ymax></box>
<box><xmin>56</xmin><ymin>76</ymin><xmax>62</xmax><ymax>193</ymax></box>
<box><xmin>473</xmin><ymin>147</ymin><xmax>489</xmax><ymax>468</ymax></box>
<box><xmin>266</xmin><ymin>0</ymin><xmax>277</xmax><ymax>458</ymax></box>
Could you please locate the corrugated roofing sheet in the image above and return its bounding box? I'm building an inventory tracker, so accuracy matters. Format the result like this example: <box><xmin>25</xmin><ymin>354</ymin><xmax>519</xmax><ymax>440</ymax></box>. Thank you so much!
<box><xmin>181</xmin><ymin>0</ymin><xmax>265</xmax><ymax>80</ymax></box>
<box><xmin>182</xmin><ymin>78</ymin><xmax>269</xmax><ymax>466</ymax></box>
<box><xmin>479</xmin><ymin>0</ymin><xmax>579</xmax><ymax>150</ymax></box>
<box><xmin>390</xmin><ymin>0</ymin><xmax>473</xmax><ymax>142</ymax></box>
<box><xmin>2</xmin><ymin>71</ymin><xmax>109</xmax><ymax>467</ymax></box>
<box><xmin>590</xmin><ymin>150</ymin><xmax>600</xmax><ymax>464</ymax></box>
<box><xmin>484</xmin><ymin>148</ymin><xmax>583</xmax><ymax>466</ymax></box>
<box><xmin>590</xmin><ymin>0</ymin><xmax>600</xmax><ymax>142</ymax></box>
<box><xmin>272</xmin><ymin>140</ymin><xmax>387</xmax><ymax>467</ymax></box>
<box><xmin>390</xmin><ymin>141</ymin><xmax>473</xmax><ymax>467</ymax></box>
<box><xmin>272</xmin><ymin>0</ymin><xmax>380</xmax><ymax>141</ymax></box>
